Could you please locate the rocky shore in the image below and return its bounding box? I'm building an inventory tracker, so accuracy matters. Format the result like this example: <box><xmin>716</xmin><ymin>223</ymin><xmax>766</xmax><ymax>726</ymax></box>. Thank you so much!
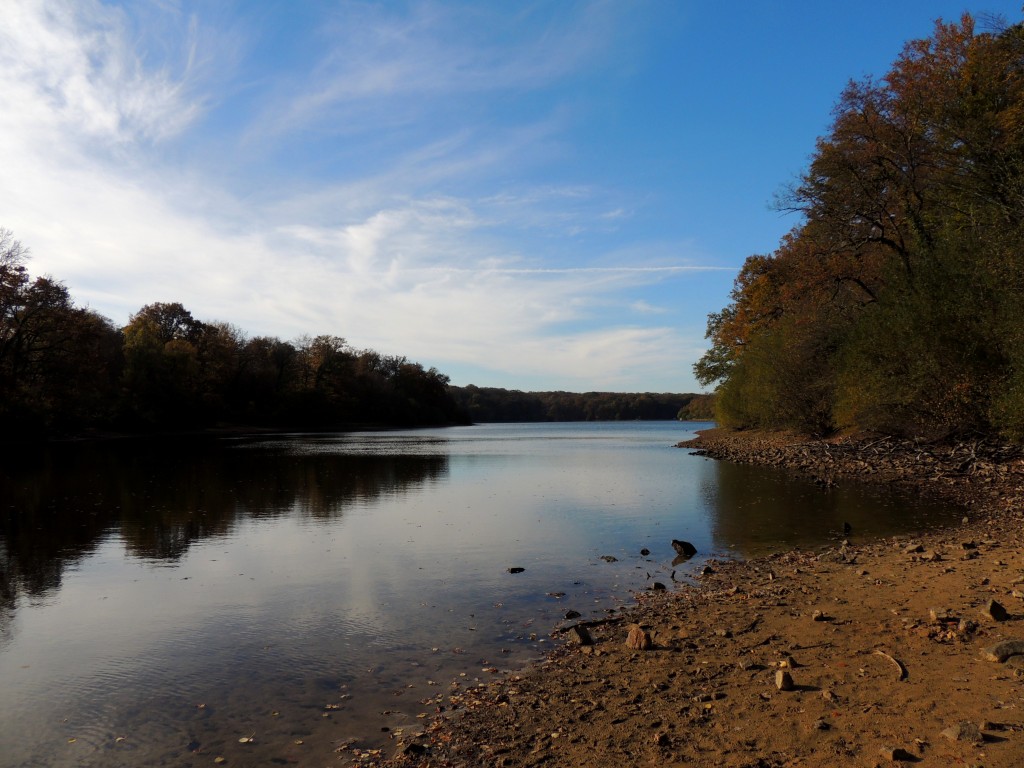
<box><xmin>375</xmin><ymin>429</ymin><xmax>1024</xmax><ymax>768</ymax></box>
<box><xmin>681</xmin><ymin>428</ymin><xmax>1023</xmax><ymax>507</ymax></box>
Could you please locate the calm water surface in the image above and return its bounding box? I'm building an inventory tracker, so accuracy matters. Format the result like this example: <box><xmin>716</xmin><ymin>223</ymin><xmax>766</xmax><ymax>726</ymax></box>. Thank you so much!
<box><xmin>0</xmin><ymin>422</ymin><xmax>962</xmax><ymax>766</ymax></box>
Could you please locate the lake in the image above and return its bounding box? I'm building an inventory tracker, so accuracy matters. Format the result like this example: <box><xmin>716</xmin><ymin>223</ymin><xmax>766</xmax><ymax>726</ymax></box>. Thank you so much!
<box><xmin>0</xmin><ymin>422</ymin><xmax>961</xmax><ymax>766</ymax></box>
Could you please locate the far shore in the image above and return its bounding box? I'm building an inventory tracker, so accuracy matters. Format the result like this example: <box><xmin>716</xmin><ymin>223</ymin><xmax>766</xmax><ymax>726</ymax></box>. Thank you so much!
<box><xmin>375</xmin><ymin>427</ymin><xmax>1024</xmax><ymax>768</ymax></box>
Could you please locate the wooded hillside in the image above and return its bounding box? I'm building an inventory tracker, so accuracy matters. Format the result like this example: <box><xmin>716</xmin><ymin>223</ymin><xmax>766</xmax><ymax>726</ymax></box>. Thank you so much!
<box><xmin>0</xmin><ymin>231</ymin><xmax>468</xmax><ymax>438</ymax></box>
<box><xmin>448</xmin><ymin>385</ymin><xmax>714</xmax><ymax>422</ymax></box>
<box><xmin>697</xmin><ymin>14</ymin><xmax>1024</xmax><ymax>441</ymax></box>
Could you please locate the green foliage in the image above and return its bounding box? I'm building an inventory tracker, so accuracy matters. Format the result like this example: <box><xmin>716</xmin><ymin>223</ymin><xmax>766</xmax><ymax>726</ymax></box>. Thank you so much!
<box><xmin>834</xmin><ymin>248</ymin><xmax>1006</xmax><ymax>438</ymax></box>
<box><xmin>714</xmin><ymin>315</ymin><xmax>839</xmax><ymax>435</ymax></box>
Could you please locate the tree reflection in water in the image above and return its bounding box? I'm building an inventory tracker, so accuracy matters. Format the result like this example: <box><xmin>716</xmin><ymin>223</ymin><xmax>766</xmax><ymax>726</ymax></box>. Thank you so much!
<box><xmin>0</xmin><ymin>437</ymin><xmax>448</xmax><ymax>645</ymax></box>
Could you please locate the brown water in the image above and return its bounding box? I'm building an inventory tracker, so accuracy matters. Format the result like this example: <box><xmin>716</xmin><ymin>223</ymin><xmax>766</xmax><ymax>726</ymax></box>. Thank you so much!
<box><xmin>0</xmin><ymin>422</ymin><xmax>962</xmax><ymax>767</ymax></box>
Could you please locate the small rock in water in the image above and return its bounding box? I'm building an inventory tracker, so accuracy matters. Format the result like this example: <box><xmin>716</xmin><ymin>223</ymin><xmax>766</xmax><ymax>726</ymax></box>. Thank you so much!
<box><xmin>640</xmin><ymin>548</ymin><xmax>650</xmax><ymax>556</ymax></box>
<box><xmin>650</xmin><ymin>582</ymin><xmax>666</xmax><ymax>591</ymax></box>
<box><xmin>984</xmin><ymin>599</ymin><xmax>1009</xmax><ymax>622</ymax></box>
<box><xmin>600</xmin><ymin>555</ymin><xmax>618</xmax><ymax>563</ymax></box>
<box><xmin>775</xmin><ymin>670</ymin><xmax>794</xmax><ymax>691</ymax></box>
<box><xmin>671</xmin><ymin>540</ymin><xmax>698</xmax><ymax>558</ymax></box>
<box><xmin>564</xmin><ymin>609</ymin><xmax>581</xmax><ymax>620</ymax></box>
<box><xmin>625</xmin><ymin>624</ymin><xmax>653</xmax><ymax>651</ymax></box>
<box><xmin>941</xmin><ymin>721</ymin><xmax>984</xmax><ymax>744</ymax></box>
<box><xmin>508</xmin><ymin>567</ymin><xmax>525</xmax><ymax>574</ymax></box>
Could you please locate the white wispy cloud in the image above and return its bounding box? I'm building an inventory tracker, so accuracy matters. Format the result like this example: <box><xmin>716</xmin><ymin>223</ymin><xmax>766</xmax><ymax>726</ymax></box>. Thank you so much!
<box><xmin>0</xmin><ymin>0</ymin><xmax>723</xmax><ymax>392</ymax></box>
<box><xmin>0</xmin><ymin>0</ymin><xmax>203</xmax><ymax>148</ymax></box>
<box><xmin>254</xmin><ymin>0</ymin><xmax>623</xmax><ymax>139</ymax></box>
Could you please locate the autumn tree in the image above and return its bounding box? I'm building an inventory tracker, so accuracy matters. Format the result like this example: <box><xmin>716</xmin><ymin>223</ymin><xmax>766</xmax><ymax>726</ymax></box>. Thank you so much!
<box><xmin>697</xmin><ymin>14</ymin><xmax>1024</xmax><ymax>440</ymax></box>
<box><xmin>0</xmin><ymin>230</ymin><xmax>121</xmax><ymax>434</ymax></box>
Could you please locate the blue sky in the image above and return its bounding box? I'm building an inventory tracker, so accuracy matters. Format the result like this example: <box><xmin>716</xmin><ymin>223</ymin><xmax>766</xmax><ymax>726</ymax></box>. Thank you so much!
<box><xmin>2</xmin><ymin>1</ymin><xmax>1020</xmax><ymax>392</ymax></box>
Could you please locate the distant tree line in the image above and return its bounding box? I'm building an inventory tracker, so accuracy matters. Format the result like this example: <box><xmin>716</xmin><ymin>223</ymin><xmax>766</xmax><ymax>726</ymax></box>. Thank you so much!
<box><xmin>447</xmin><ymin>385</ymin><xmax>715</xmax><ymax>422</ymax></box>
<box><xmin>697</xmin><ymin>15</ymin><xmax>1024</xmax><ymax>442</ymax></box>
<box><xmin>0</xmin><ymin>230</ymin><xmax>468</xmax><ymax>439</ymax></box>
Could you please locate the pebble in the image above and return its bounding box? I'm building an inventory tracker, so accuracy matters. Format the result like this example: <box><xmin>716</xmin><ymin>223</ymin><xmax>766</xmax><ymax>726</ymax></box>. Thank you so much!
<box><xmin>568</xmin><ymin>625</ymin><xmax>594</xmax><ymax>646</ymax></box>
<box><xmin>878</xmin><ymin>745</ymin><xmax>914</xmax><ymax>761</ymax></box>
<box><xmin>625</xmin><ymin>624</ymin><xmax>653</xmax><ymax>651</ymax></box>
<box><xmin>775</xmin><ymin>670</ymin><xmax>794</xmax><ymax>691</ymax></box>
<box><xmin>928</xmin><ymin>607</ymin><xmax>951</xmax><ymax>623</ymax></box>
<box><xmin>941</xmin><ymin>721</ymin><xmax>984</xmax><ymax>744</ymax></box>
<box><xmin>983</xmin><ymin>599</ymin><xmax>1009</xmax><ymax>622</ymax></box>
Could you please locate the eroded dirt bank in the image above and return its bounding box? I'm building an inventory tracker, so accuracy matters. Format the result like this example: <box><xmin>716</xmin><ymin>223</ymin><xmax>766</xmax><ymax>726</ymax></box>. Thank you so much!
<box><xmin>372</xmin><ymin>429</ymin><xmax>1024</xmax><ymax>768</ymax></box>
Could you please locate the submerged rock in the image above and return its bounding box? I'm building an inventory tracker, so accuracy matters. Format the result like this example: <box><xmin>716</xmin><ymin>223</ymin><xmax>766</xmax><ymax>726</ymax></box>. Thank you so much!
<box><xmin>671</xmin><ymin>540</ymin><xmax>698</xmax><ymax>558</ymax></box>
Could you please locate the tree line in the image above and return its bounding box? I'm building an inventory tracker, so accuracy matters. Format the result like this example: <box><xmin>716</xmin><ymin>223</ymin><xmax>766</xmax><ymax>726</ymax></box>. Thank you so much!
<box><xmin>0</xmin><ymin>230</ymin><xmax>468</xmax><ymax>438</ymax></box>
<box><xmin>697</xmin><ymin>14</ymin><xmax>1024</xmax><ymax>442</ymax></box>
<box><xmin>448</xmin><ymin>385</ymin><xmax>715</xmax><ymax>422</ymax></box>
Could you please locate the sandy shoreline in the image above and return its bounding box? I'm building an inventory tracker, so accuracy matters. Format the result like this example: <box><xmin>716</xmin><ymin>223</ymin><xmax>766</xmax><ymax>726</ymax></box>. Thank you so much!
<box><xmin>373</xmin><ymin>429</ymin><xmax>1024</xmax><ymax>768</ymax></box>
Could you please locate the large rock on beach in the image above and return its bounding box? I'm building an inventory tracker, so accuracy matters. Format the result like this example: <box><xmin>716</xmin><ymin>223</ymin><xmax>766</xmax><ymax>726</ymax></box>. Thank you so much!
<box><xmin>625</xmin><ymin>624</ymin><xmax>653</xmax><ymax>650</ymax></box>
